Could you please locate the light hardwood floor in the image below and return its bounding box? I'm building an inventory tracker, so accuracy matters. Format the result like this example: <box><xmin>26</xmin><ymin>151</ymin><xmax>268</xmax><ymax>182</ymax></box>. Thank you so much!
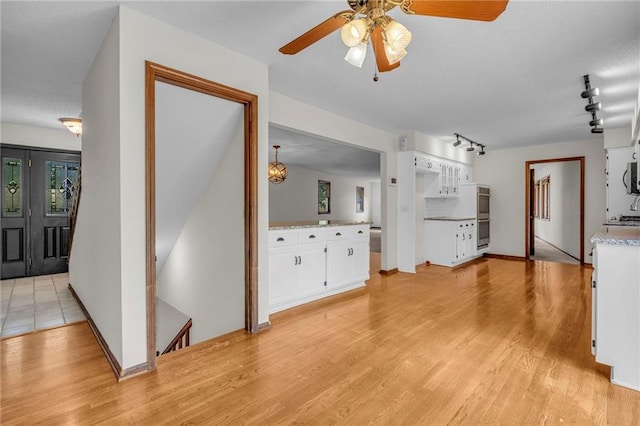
<box><xmin>2</xmin><ymin>254</ymin><xmax>640</xmax><ymax>424</ymax></box>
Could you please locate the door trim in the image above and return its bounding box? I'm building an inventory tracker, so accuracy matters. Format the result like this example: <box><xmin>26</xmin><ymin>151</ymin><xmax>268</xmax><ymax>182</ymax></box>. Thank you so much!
<box><xmin>145</xmin><ymin>62</ymin><xmax>259</xmax><ymax>371</ymax></box>
<box><xmin>524</xmin><ymin>156</ymin><xmax>585</xmax><ymax>264</ymax></box>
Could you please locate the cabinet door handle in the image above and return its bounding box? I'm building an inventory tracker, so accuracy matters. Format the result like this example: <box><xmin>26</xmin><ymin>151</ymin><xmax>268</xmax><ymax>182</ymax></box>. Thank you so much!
<box><xmin>358</xmin><ymin>230</ymin><xmax>363</xmax><ymax>234</ymax></box>
<box><xmin>294</xmin><ymin>256</ymin><xmax>298</xmax><ymax>265</ymax></box>
<box><xmin>277</xmin><ymin>237</ymin><xmax>285</xmax><ymax>242</ymax></box>
<box><xmin>336</xmin><ymin>232</ymin><xmax>342</xmax><ymax>236</ymax></box>
<box><xmin>308</xmin><ymin>234</ymin><xmax>316</xmax><ymax>239</ymax></box>
<box><xmin>463</xmin><ymin>234</ymin><xmax>465</xmax><ymax>240</ymax></box>
<box><xmin>298</xmin><ymin>256</ymin><xmax>302</xmax><ymax>265</ymax></box>
<box><xmin>469</xmin><ymin>234</ymin><xmax>472</xmax><ymax>239</ymax></box>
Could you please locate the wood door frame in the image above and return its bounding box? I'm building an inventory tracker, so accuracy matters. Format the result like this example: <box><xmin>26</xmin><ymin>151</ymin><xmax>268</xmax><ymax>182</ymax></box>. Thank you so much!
<box><xmin>145</xmin><ymin>61</ymin><xmax>259</xmax><ymax>371</ymax></box>
<box><xmin>524</xmin><ymin>156</ymin><xmax>585</xmax><ymax>264</ymax></box>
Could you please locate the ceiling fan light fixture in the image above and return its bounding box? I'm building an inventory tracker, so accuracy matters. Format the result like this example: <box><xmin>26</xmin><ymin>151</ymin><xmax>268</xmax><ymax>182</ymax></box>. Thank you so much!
<box><xmin>341</xmin><ymin>18</ymin><xmax>369</xmax><ymax>47</ymax></box>
<box><xmin>344</xmin><ymin>41</ymin><xmax>367</xmax><ymax>68</ymax></box>
<box><xmin>383</xmin><ymin>42</ymin><xmax>406</xmax><ymax>65</ymax></box>
<box><xmin>384</xmin><ymin>20</ymin><xmax>412</xmax><ymax>51</ymax></box>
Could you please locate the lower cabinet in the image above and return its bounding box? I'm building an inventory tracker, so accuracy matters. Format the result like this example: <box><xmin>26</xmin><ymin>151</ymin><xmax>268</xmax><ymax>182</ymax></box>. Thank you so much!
<box><xmin>591</xmin><ymin>241</ymin><xmax>640</xmax><ymax>391</ymax></box>
<box><xmin>269</xmin><ymin>225</ymin><xmax>370</xmax><ymax>313</ymax></box>
<box><xmin>424</xmin><ymin>219</ymin><xmax>477</xmax><ymax>267</ymax></box>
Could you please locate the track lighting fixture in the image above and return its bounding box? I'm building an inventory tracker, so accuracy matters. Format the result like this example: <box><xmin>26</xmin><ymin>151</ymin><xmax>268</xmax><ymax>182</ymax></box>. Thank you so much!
<box><xmin>453</xmin><ymin>133</ymin><xmax>487</xmax><ymax>155</ymax></box>
<box><xmin>585</xmin><ymin>102</ymin><xmax>601</xmax><ymax>112</ymax></box>
<box><xmin>581</xmin><ymin>74</ymin><xmax>604</xmax><ymax>134</ymax></box>
<box><xmin>581</xmin><ymin>87</ymin><xmax>599</xmax><ymax>98</ymax></box>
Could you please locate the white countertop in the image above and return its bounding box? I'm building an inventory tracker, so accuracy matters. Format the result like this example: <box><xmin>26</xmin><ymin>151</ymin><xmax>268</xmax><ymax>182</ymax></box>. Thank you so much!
<box><xmin>591</xmin><ymin>226</ymin><xmax>640</xmax><ymax>246</ymax></box>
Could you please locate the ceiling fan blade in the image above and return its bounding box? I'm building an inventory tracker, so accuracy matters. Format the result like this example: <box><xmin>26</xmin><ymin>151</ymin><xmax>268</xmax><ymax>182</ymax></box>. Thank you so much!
<box><xmin>279</xmin><ymin>11</ymin><xmax>354</xmax><ymax>55</ymax></box>
<box><xmin>370</xmin><ymin>26</ymin><xmax>401</xmax><ymax>73</ymax></box>
<box><xmin>404</xmin><ymin>0</ymin><xmax>509</xmax><ymax>22</ymax></box>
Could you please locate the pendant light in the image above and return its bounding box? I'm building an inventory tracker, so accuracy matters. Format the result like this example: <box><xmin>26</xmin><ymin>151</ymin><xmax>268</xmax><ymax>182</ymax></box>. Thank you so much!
<box><xmin>268</xmin><ymin>145</ymin><xmax>288</xmax><ymax>184</ymax></box>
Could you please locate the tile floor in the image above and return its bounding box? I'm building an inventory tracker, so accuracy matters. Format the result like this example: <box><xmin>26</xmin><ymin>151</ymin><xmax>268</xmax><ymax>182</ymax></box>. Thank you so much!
<box><xmin>531</xmin><ymin>237</ymin><xmax>580</xmax><ymax>265</ymax></box>
<box><xmin>1</xmin><ymin>273</ymin><xmax>86</xmax><ymax>338</ymax></box>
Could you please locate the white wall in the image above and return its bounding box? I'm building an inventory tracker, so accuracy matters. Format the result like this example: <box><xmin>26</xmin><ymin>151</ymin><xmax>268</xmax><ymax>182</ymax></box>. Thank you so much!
<box><xmin>411</xmin><ymin>131</ymin><xmax>475</xmax><ymax>165</ymax></box>
<box><xmin>475</xmin><ymin>138</ymin><xmax>605</xmax><ymax>263</ymax></box>
<box><xmin>604</xmin><ymin>126</ymin><xmax>633</xmax><ymax>149</ymax></box>
<box><xmin>371</xmin><ymin>181</ymin><xmax>381</xmax><ymax>227</ymax></box>
<box><xmin>157</xmin><ymin>125</ymin><xmax>244</xmax><ymax>345</ymax></box>
<box><xmin>70</xmin><ymin>12</ymin><xmax>123</xmax><ymax>363</ymax></box>
<box><xmin>1</xmin><ymin>122</ymin><xmax>82</xmax><ymax>151</ymax></box>
<box><xmin>533</xmin><ymin>161</ymin><xmax>581</xmax><ymax>259</ymax></box>
<box><xmin>71</xmin><ymin>6</ymin><xmax>270</xmax><ymax>370</ymax></box>
<box><xmin>269</xmin><ymin>165</ymin><xmax>372</xmax><ymax>223</ymax></box>
<box><xmin>269</xmin><ymin>92</ymin><xmax>398</xmax><ymax>271</ymax></box>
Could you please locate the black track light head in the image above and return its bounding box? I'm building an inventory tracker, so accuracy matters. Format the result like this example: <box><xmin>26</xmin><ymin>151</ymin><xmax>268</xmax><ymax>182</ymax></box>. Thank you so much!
<box><xmin>590</xmin><ymin>118</ymin><xmax>603</xmax><ymax>127</ymax></box>
<box><xmin>581</xmin><ymin>87</ymin><xmax>599</xmax><ymax>98</ymax></box>
<box><xmin>585</xmin><ymin>102</ymin><xmax>601</xmax><ymax>112</ymax></box>
<box><xmin>591</xmin><ymin>127</ymin><xmax>604</xmax><ymax>134</ymax></box>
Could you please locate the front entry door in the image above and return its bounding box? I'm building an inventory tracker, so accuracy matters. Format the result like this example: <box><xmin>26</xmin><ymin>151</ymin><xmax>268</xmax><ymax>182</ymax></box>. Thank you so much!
<box><xmin>1</xmin><ymin>147</ymin><xmax>80</xmax><ymax>278</ymax></box>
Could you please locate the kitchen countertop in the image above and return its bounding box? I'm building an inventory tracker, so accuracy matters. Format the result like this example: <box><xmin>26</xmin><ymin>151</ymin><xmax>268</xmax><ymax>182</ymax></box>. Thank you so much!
<box><xmin>269</xmin><ymin>220</ymin><xmax>372</xmax><ymax>230</ymax></box>
<box><xmin>591</xmin><ymin>226</ymin><xmax>640</xmax><ymax>246</ymax></box>
<box><xmin>424</xmin><ymin>216</ymin><xmax>475</xmax><ymax>221</ymax></box>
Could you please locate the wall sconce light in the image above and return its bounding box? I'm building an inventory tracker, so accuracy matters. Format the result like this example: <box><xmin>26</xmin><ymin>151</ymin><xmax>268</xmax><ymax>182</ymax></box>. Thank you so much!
<box><xmin>268</xmin><ymin>145</ymin><xmax>288</xmax><ymax>184</ymax></box>
<box><xmin>581</xmin><ymin>75</ymin><xmax>604</xmax><ymax>134</ymax></box>
<box><xmin>59</xmin><ymin>118</ymin><xmax>82</xmax><ymax>137</ymax></box>
<box><xmin>454</xmin><ymin>133</ymin><xmax>487</xmax><ymax>156</ymax></box>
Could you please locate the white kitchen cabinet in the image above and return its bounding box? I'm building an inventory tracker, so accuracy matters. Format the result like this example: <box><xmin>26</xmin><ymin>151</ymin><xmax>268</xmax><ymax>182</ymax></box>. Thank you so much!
<box><xmin>591</xmin><ymin>229</ymin><xmax>640</xmax><ymax>391</ymax></box>
<box><xmin>326</xmin><ymin>226</ymin><xmax>370</xmax><ymax>289</ymax></box>
<box><xmin>424</xmin><ymin>219</ymin><xmax>477</xmax><ymax>266</ymax></box>
<box><xmin>269</xmin><ymin>224</ymin><xmax>369</xmax><ymax>313</ymax></box>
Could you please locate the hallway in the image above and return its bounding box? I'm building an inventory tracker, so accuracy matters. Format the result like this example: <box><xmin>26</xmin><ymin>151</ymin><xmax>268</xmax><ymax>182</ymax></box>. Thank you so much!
<box><xmin>1</xmin><ymin>273</ymin><xmax>85</xmax><ymax>338</ymax></box>
<box><xmin>531</xmin><ymin>237</ymin><xmax>580</xmax><ymax>265</ymax></box>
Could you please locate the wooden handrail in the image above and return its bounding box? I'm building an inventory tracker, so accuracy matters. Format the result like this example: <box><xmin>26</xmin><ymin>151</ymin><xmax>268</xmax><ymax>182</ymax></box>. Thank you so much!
<box><xmin>159</xmin><ymin>319</ymin><xmax>192</xmax><ymax>355</ymax></box>
<box><xmin>68</xmin><ymin>166</ymin><xmax>82</xmax><ymax>260</ymax></box>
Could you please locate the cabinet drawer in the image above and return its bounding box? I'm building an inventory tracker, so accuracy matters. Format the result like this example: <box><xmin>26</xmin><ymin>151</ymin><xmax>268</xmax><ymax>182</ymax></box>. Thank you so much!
<box><xmin>269</xmin><ymin>230</ymin><xmax>298</xmax><ymax>247</ymax></box>
<box><xmin>352</xmin><ymin>225</ymin><xmax>370</xmax><ymax>239</ymax></box>
<box><xmin>326</xmin><ymin>227</ymin><xmax>352</xmax><ymax>240</ymax></box>
<box><xmin>297</xmin><ymin>228</ymin><xmax>325</xmax><ymax>244</ymax></box>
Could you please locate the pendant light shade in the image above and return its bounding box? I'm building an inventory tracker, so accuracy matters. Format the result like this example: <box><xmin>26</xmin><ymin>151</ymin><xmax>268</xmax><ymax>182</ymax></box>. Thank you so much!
<box><xmin>384</xmin><ymin>20</ymin><xmax>412</xmax><ymax>51</ymax></box>
<box><xmin>383</xmin><ymin>42</ymin><xmax>406</xmax><ymax>65</ymax></box>
<box><xmin>341</xmin><ymin>18</ymin><xmax>368</xmax><ymax>47</ymax></box>
<box><xmin>268</xmin><ymin>145</ymin><xmax>288</xmax><ymax>184</ymax></box>
<box><xmin>345</xmin><ymin>42</ymin><xmax>368</xmax><ymax>68</ymax></box>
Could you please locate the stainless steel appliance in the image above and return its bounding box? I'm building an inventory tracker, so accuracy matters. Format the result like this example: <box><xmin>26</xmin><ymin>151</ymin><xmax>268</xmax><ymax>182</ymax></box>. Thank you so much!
<box><xmin>477</xmin><ymin>186</ymin><xmax>490</xmax><ymax>220</ymax></box>
<box><xmin>477</xmin><ymin>186</ymin><xmax>490</xmax><ymax>249</ymax></box>
<box><xmin>477</xmin><ymin>219</ymin><xmax>490</xmax><ymax>249</ymax></box>
<box><xmin>624</xmin><ymin>162</ymin><xmax>639</xmax><ymax>194</ymax></box>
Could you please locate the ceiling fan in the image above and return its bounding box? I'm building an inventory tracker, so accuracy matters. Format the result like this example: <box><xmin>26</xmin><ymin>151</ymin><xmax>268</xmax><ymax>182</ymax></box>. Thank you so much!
<box><xmin>279</xmin><ymin>0</ymin><xmax>509</xmax><ymax>73</ymax></box>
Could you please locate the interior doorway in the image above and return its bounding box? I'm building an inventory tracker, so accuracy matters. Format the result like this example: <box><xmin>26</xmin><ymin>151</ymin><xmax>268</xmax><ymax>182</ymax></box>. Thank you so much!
<box><xmin>525</xmin><ymin>157</ymin><xmax>585</xmax><ymax>264</ymax></box>
<box><xmin>1</xmin><ymin>145</ymin><xmax>80</xmax><ymax>278</ymax></box>
<box><xmin>145</xmin><ymin>62</ymin><xmax>258</xmax><ymax>370</ymax></box>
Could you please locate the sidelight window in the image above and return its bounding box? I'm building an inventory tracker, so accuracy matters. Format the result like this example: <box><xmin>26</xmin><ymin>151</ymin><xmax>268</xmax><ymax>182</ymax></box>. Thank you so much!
<box><xmin>2</xmin><ymin>158</ymin><xmax>22</xmax><ymax>217</ymax></box>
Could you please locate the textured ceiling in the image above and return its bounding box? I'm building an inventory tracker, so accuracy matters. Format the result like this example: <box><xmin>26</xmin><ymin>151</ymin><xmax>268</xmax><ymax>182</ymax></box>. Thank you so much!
<box><xmin>1</xmin><ymin>1</ymin><xmax>639</xmax><ymax>155</ymax></box>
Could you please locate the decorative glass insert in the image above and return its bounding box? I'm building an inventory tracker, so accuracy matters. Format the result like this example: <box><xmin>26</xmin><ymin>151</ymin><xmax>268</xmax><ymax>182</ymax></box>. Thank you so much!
<box><xmin>46</xmin><ymin>161</ymin><xmax>79</xmax><ymax>215</ymax></box>
<box><xmin>318</xmin><ymin>180</ymin><xmax>331</xmax><ymax>214</ymax></box>
<box><xmin>3</xmin><ymin>158</ymin><xmax>23</xmax><ymax>217</ymax></box>
<box><xmin>356</xmin><ymin>186</ymin><xmax>364</xmax><ymax>213</ymax></box>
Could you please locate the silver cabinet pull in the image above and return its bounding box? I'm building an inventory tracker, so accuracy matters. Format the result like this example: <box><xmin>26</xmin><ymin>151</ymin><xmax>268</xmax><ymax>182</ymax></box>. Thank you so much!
<box><xmin>294</xmin><ymin>256</ymin><xmax>298</xmax><ymax>265</ymax></box>
<box><xmin>358</xmin><ymin>230</ymin><xmax>363</xmax><ymax>234</ymax></box>
<box><xmin>336</xmin><ymin>232</ymin><xmax>342</xmax><ymax>236</ymax></box>
<box><xmin>298</xmin><ymin>256</ymin><xmax>302</xmax><ymax>265</ymax></box>
<box><xmin>277</xmin><ymin>237</ymin><xmax>285</xmax><ymax>242</ymax></box>
<box><xmin>309</xmin><ymin>234</ymin><xmax>316</xmax><ymax>239</ymax></box>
